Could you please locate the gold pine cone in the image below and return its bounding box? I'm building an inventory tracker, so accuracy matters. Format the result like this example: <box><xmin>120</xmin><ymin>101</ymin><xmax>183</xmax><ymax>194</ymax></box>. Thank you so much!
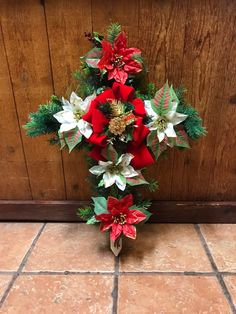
<box><xmin>108</xmin><ymin>117</ymin><xmax>126</xmax><ymax>135</ymax></box>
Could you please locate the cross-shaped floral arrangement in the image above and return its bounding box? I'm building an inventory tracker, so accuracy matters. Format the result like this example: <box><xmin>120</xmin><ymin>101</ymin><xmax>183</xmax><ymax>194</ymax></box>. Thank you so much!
<box><xmin>24</xmin><ymin>24</ymin><xmax>206</xmax><ymax>255</ymax></box>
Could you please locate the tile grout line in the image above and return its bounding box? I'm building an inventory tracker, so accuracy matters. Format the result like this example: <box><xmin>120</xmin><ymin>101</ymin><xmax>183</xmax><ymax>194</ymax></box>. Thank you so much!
<box><xmin>0</xmin><ymin>272</ymin><xmax>17</xmax><ymax>276</ymax></box>
<box><xmin>118</xmin><ymin>271</ymin><xmax>216</xmax><ymax>276</ymax></box>
<box><xmin>112</xmin><ymin>255</ymin><xmax>119</xmax><ymax>314</ymax></box>
<box><xmin>2</xmin><ymin>270</ymin><xmax>236</xmax><ymax>276</ymax></box>
<box><xmin>222</xmin><ymin>272</ymin><xmax>236</xmax><ymax>276</ymax></box>
<box><xmin>21</xmin><ymin>271</ymin><xmax>115</xmax><ymax>275</ymax></box>
<box><xmin>0</xmin><ymin>223</ymin><xmax>46</xmax><ymax>309</ymax></box>
<box><xmin>194</xmin><ymin>224</ymin><xmax>236</xmax><ymax>314</ymax></box>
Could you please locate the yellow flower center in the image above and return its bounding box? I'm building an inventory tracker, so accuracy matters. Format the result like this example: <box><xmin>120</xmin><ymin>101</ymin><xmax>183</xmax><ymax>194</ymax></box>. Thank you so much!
<box><xmin>154</xmin><ymin>117</ymin><xmax>167</xmax><ymax>132</ymax></box>
<box><xmin>113</xmin><ymin>213</ymin><xmax>127</xmax><ymax>225</ymax></box>
<box><xmin>113</xmin><ymin>54</ymin><xmax>125</xmax><ymax>68</ymax></box>
<box><xmin>73</xmin><ymin>109</ymin><xmax>85</xmax><ymax>122</ymax></box>
<box><xmin>107</xmin><ymin>164</ymin><xmax>123</xmax><ymax>175</ymax></box>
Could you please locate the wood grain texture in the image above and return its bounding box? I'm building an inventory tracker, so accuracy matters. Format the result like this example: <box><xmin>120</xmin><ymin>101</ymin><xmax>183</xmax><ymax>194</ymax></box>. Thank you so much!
<box><xmin>169</xmin><ymin>0</ymin><xmax>236</xmax><ymax>201</ymax></box>
<box><xmin>138</xmin><ymin>0</ymin><xmax>236</xmax><ymax>201</ymax></box>
<box><xmin>138</xmin><ymin>0</ymin><xmax>179</xmax><ymax>200</ymax></box>
<box><xmin>207</xmin><ymin>1</ymin><xmax>236</xmax><ymax>200</ymax></box>
<box><xmin>0</xmin><ymin>24</ymin><xmax>31</xmax><ymax>199</ymax></box>
<box><xmin>0</xmin><ymin>0</ymin><xmax>66</xmax><ymax>199</ymax></box>
<box><xmin>0</xmin><ymin>0</ymin><xmax>235</xmax><ymax>204</ymax></box>
<box><xmin>44</xmin><ymin>0</ymin><xmax>92</xmax><ymax>200</ymax></box>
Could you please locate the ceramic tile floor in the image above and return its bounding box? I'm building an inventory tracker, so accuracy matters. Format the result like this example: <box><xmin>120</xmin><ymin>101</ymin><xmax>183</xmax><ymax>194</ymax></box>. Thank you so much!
<box><xmin>0</xmin><ymin>223</ymin><xmax>235</xmax><ymax>314</ymax></box>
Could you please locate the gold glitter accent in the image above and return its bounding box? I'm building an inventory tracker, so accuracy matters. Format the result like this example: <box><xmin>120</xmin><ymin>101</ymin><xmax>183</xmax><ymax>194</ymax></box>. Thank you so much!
<box><xmin>110</xmin><ymin>99</ymin><xmax>125</xmax><ymax>117</ymax></box>
<box><xmin>108</xmin><ymin>116</ymin><xmax>126</xmax><ymax>135</ymax></box>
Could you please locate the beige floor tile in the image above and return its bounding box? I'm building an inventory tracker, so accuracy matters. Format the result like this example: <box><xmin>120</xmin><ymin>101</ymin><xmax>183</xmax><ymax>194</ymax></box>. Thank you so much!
<box><xmin>24</xmin><ymin>223</ymin><xmax>114</xmax><ymax>272</ymax></box>
<box><xmin>224</xmin><ymin>276</ymin><xmax>236</xmax><ymax>307</ymax></box>
<box><xmin>120</xmin><ymin>224</ymin><xmax>212</xmax><ymax>272</ymax></box>
<box><xmin>0</xmin><ymin>275</ymin><xmax>12</xmax><ymax>300</ymax></box>
<box><xmin>0</xmin><ymin>223</ymin><xmax>43</xmax><ymax>271</ymax></box>
<box><xmin>1</xmin><ymin>275</ymin><xmax>113</xmax><ymax>314</ymax></box>
<box><xmin>118</xmin><ymin>275</ymin><xmax>231</xmax><ymax>313</ymax></box>
<box><xmin>200</xmin><ymin>224</ymin><xmax>236</xmax><ymax>271</ymax></box>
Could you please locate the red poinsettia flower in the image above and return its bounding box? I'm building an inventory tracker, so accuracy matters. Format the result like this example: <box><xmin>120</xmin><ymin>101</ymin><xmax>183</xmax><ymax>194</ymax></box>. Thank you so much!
<box><xmin>82</xmin><ymin>82</ymin><xmax>155</xmax><ymax>169</ymax></box>
<box><xmin>96</xmin><ymin>194</ymin><xmax>146</xmax><ymax>241</ymax></box>
<box><xmin>97</xmin><ymin>32</ymin><xmax>142</xmax><ymax>84</ymax></box>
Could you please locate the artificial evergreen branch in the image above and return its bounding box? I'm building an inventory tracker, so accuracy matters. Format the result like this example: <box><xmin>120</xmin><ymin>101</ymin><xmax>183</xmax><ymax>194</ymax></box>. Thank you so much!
<box><xmin>175</xmin><ymin>87</ymin><xmax>207</xmax><ymax>140</ymax></box>
<box><xmin>107</xmin><ymin>23</ymin><xmax>121</xmax><ymax>43</ymax></box>
<box><xmin>135</xmin><ymin>200</ymin><xmax>152</xmax><ymax>211</ymax></box>
<box><xmin>135</xmin><ymin>82</ymin><xmax>156</xmax><ymax>100</ymax></box>
<box><xmin>74</xmin><ymin>65</ymin><xmax>100</xmax><ymax>98</ymax></box>
<box><xmin>148</xmin><ymin>179</ymin><xmax>159</xmax><ymax>192</ymax></box>
<box><xmin>77</xmin><ymin>206</ymin><xmax>94</xmax><ymax>221</ymax></box>
<box><xmin>23</xmin><ymin>95</ymin><xmax>62</xmax><ymax>137</ymax></box>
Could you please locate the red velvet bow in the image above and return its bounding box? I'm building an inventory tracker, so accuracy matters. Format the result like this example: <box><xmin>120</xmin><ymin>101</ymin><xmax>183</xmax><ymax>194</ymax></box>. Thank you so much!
<box><xmin>83</xmin><ymin>82</ymin><xmax>154</xmax><ymax>169</ymax></box>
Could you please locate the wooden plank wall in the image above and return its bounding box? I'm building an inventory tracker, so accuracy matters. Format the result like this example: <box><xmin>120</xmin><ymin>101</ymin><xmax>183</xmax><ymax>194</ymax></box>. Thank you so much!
<box><xmin>0</xmin><ymin>0</ymin><xmax>235</xmax><ymax>202</ymax></box>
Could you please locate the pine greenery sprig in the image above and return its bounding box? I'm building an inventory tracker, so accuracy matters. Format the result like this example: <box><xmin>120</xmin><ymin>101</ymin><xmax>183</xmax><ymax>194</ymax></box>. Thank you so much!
<box><xmin>77</xmin><ymin>206</ymin><xmax>94</xmax><ymax>221</ymax></box>
<box><xmin>175</xmin><ymin>87</ymin><xmax>207</xmax><ymax>140</ymax></box>
<box><xmin>107</xmin><ymin>23</ymin><xmax>121</xmax><ymax>43</ymax></box>
<box><xmin>135</xmin><ymin>200</ymin><xmax>152</xmax><ymax>211</ymax></box>
<box><xmin>74</xmin><ymin>65</ymin><xmax>99</xmax><ymax>98</ymax></box>
<box><xmin>23</xmin><ymin>96</ymin><xmax>62</xmax><ymax>137</ymax></box>
<box><xmin>135</xmin><ymin>82</ymin><xmax>156</xmax><ymax>100</ymax></box>
<box><xmin>148</xmin><ymin>179</ymin><xmax>159</xmax><ymax>192</ymax></box>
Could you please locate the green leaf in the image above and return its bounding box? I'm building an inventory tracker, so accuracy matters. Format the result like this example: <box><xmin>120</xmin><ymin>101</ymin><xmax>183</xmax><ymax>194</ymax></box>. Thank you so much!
<box><xmin>152</xmin><ymin>81</ymin><xmax>178</xmax><ymax>115</ymax></box>
<box><xmin>169</xmin><ymin>129</ymin><xmax>190</xmax><ymax>148</ymax></box>
<box><xmin>87</xmin><ymin>216</ymin><xmax>98</xmax><ymax>224</ymax></box>
<box><xmin>92</xmin><ymin>196</ymin><xmax>108</xmax><ymax>215</ymax></box>
<box><xmin>96</xmin><ymin>87</ymin><xmax>105</xmax><ymax>95</ymax></box>
<box><xmin>119</xmin><ymin>175</ymin><xmax>126</xmax><ymax>186</ymax></box>
<box><xmin>147</xmin><ymin>131</ymin><xmax>168</xmax><ymax>160</ymax></box>
<box><xmin>125</xmin><ymin>131</ymin><xmax>133</xmax><ymax>143</ymax></box>
<box><xmin>64</xmin><ymin>127</ymin><xmax>82</xmax><ymax>152</ymax></box>
<box><xmin>98</xmin><ymin>179</ymin><xmax>104</xmax><ymax>187</ymax></box>
<box><xmin>85</xmin><ymin>47</ymin><xmax>102</xmax><ymax>68</ymax></box>
<box><xmin>126</xmin><ymin>173</ymin><xmax>149</xmax><ymax>186</ymax></box>
<box><xmin>169</xmin><ymin>85</ymin><xmax>179</xmax><ymax>103</ymax></box>
<box><xmin>147</xmin><ymin>131</ymin><xmax>159</xmax><ymax>159</ymax></box>
<box><xmin>58</xmin><ymin>131</ymin><xmax>66</xmax><ymax>149</ymax></box>
<box><xmin>102</xmin><ymin>144</ymin><xmax>118</xmax><ymax>162</ymax></box>
<box><xmin>92</xmin><ymin>32</ymin><xmax>103</xmax><ymax>44</ymax></box>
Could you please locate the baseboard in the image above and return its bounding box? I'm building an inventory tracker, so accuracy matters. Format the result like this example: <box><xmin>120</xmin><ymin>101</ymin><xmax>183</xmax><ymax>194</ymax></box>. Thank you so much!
<box><xmin>0</xmin><ymin>200</ymin><xmax>235</xmax><ymax>223</ymax></box>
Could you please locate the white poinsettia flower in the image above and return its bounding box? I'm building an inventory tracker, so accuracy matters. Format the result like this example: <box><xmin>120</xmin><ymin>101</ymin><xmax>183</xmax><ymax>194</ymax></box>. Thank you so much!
<box><xmin>53</xmin><ymin>92</ymin><xmax>95</xmax><ymax>138</ymax></box>
<box><xmin>144</xmin><ymin>100</ymin><xmax>188</xmax><ymax>143</ymax></box>
<box><xmin>89</xmin><ymin>153</ymin><xmax>138</xmax><ymax>191</ymax></box>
